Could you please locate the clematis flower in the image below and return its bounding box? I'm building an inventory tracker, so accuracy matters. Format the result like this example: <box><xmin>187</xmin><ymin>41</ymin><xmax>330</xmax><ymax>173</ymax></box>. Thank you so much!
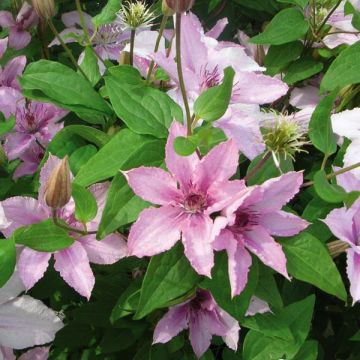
<box><xmin>49</xmin><ymin>11</ymin><xmax>131</xmax><ymax>74</ymax></box>
<box><xmin>152</xmin><ymin>12</ymin><xmax>288</xmax><ymax>107</ymax></box>
<box><xmin>125</xmin><ymin>121</ymin><xmax>246</xmax><ymax>277</ymax></box>
<box><xmin>153</xmin><ymin>289</ymin><xmax>240</xmax><ymax>358</ymax></box>
<box><xmin>0</xmin><ymin>3</ymin><xmax>38</xmax><ymax>50</ymax></box>
<box><xmin>0</xmin><ymin>271</ymin><xmax>63</xmax><ymax>351</ymax></box>
<box><xmin>213</xmin><ymin>172</ymin><xmax>309</xmax><ymax>297</ymax></box>
<box><xmin>1</xmin><ymin>346</ymin><xmax>50</xmax><ymax>360</ymax></box>
<box><xmin>0</xmin><ymin>155</ymin><xmax>128</xmax><ymax>299</ymax></box>
<box><xmin>0</xmin><ymin>37</ymin><xmax>27</xmax><ymax>91</ymax></box>
<box><xmin>331</xmin><ymin>108</ymin><xmax>360</xmax><ymax>179</ymax></box>
<box><xmin>323</xmin><ymin>179</ymin><xmax>360</xmax><ymax>303</ymax></box>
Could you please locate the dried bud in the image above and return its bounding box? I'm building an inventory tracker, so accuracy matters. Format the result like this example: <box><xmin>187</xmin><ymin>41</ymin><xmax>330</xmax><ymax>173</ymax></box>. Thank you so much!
<box><xmin>44</xmin><ymin>156</ymin><xmax>72</xmax><ymax>209</ymax></box>
<box><xmin>31</xmin><ymin>0</ymin><xmax>55</xmax><ymax>19</ymax></box>
<box><xmin>119</xmin><ymin>50</ymin><xmax>131</xmax><ymax>65</ymax></box>
<box><xmin>254</xmin><ymin>45</ymin><xmax>265</xmax><ymax>67</ymax></box>
<box><xmin>165</xmin><ymin>0</ymin><xmax>194</xmax><ymax>13</ymax></box>
<box><xmin>327</xmin><ymin>240</ymin><xmax>349</xmax><ymax>258</ymax></box>
<box><xmin>162</xmin><ymin>0</ymin><xmax>175</xmax><ymax>16</ymax></box>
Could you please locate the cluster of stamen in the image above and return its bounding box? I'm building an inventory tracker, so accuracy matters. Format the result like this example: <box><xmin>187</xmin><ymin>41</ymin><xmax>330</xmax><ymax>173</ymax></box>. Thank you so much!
<box><xmin>230</xmin><ymin>208</ymin><xmax>259</xmax><ymax>232</ymax></box>
<box><xmin>183</xmin><ymin>192</ymin><xmax>207</xmax><ymax>213</ymax></box>
<box><xmin>200</xmin><ymin>65</ymin><xmax>221</xmax><ymax>91</ymax></box>
<box><xmin>93</xmin><ymin>25</ymin><xmax>123</xmax><ymax>45</ymax></box>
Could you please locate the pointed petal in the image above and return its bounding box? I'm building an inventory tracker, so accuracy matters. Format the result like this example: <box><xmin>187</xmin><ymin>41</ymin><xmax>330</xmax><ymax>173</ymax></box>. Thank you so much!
<box><xmin>254</xmin><ymin>171</ymin><xmax>303</xmax><ymax>212</ymax></box>
<box><xmin>195</xmin><ymin>139</ymin><xmax>239</xmax><ymax>191</ymax></box>
<box><xmin>165</xmin><ymin>121</ymin><xmax>199</xmax><ymax>191</ymax></box>
<box><xmin>245</xmin><ymin>296</ymin><xmax>271</xmax><ymax>316</ymax></box>
<box><xmin>18</xmin><ymin>347</ymin><xmax>50</xmax><ymax>360</ymax></box>
<box><xmin>0</xmin><ymin>295</ymin><xmax>63</xmax><ymax>349</ymax></box>
<box><xmin>217</xmin><ymin>308</ymin><xmax>240</xmax><ymax>351</ymax></box>
<box><xmin>79</xmin><ymin>233</ymin><xmax>127</xmax><ymax>264</ymax></box>
<box><xmin>205</xmin><ymin>18</ymin><xmax>228</xmax><ymax>39</ymax></box>
<box><xmin>290</xmin><ymin>86</ymin><xmax>320</xmax><ymax>110</ymax></box>
<box><xmin>18</xmin><ymin>248</ymin><xmax>51</xmax><ymax>290</ymax></box>
<box><xmin>125</xmin><ymin>167</ymin><xmax>181</xmax><ymax>206</ymax></box>
<box><xmin>1</xmin><ymin>56</ymin><xmax>26</xmax><ymax>89</ymax></box>
<box><xmin>244</xmin><ymin>225</ymin><xmax>289</xmax><ymax>279</ymax></box>
<box><xmin>0</xmin><ymin>12</ymin><xmax>15</xmax><ymax>27</ymax></box>
<box><xmin>335</xmin><ymin>167</ymin><xmax>360</xmax><ymax>193</ymax></box>
<box><xmin>331</xmin><ymin>108</ymin><xmax>360</xmax><ymax>140</ymax></box>
<box><xmin>4</xmin><ymin>133</ymin><xmax>34</xmax><ymax>160</ymax></box>
<box><xmin>0</xmin><ymin>87</ymin><xmax>23</xmax><ymax>118</ymax></box>
<box><xmin>54</xmin><ymin>242</ymin><xmax>95</xmax><ymax>300</ymax></box>
<box><xmin>189</xmin><ymin>312</ymin><xmax>213</xmax><ymax>358</ymax></box>
<box><xmin>343</xmin><ymin>140</ymin><xmax>360</xmax><ymax>179</ymax></box>
<box><xmin>153</xmin><ymin>304</ymin><xmax>188</xmax><ymax>344</ymax></box>
<box><xmin>182</xmin><ymin>214</ymin><xmax>214</xmax><ymax>277</ymax></box>
<box><xmin>0</xmin><ymin>347</ymin><xmax>15</xmax><ymax>360</ymax></box>
<box><xmin>8</xmin><ymin>29</ymin><xmax>31</xmax><ymax>50</ymax></box>
<box><xmin>259</xmin><ymin>210</ymin><xmax>309</xmax><ymax>237</ymax></box>
<box><xmin>62</xmin><ymin>10</ymin><xmax>92</xmax><ymax>29</ymax></box>
<box><xmin>347</xmin><ymin>248</ymin><xmax>360</xmax><ymax>304</ymax></box>
<box><xmin>0</xmin><ymin>272</ymin><xmax>25</xmax><ymax>306</ymax></box>
<box><xmin>0</xmin><ymin>37</ymin><xmax>8</xmax><ymax>58</ymax></box>
<box><xmin>128</xmin><ymin>206</ymin><xmax>184</xmax><ymax>257</ymax></box>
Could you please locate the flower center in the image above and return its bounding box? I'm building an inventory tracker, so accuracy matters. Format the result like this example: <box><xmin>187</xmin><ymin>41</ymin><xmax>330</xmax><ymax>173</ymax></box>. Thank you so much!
<box><xmin>184</xmin><ymin>192</ymin><xmax>206</xmax><ymax>213</ymax></box>
<box><xmin>93</xmin><ymin>25</ymin><xmax>122</xmax><ymax>45</ymax></box>
<box><xmin>200</xmin><ymin>65</ymin><xmax>221</xmax><ymax>91</ymax></box>
<box><xmin>231</xmin><ymin>208</ymin><xmax>259</xmax><ymax>232</ymax></box>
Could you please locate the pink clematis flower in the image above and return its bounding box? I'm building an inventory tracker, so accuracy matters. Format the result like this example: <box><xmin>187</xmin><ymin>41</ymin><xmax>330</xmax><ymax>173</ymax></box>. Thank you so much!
<box><xmin>323</xmin><ymin>171</ymin><xmax>360</xmax><ymax>304</ymax></box>
<box><xmin>0</xmin><ymin>37</ymin><xmax>27</xmax><ymax>91</ymax></box>
<box><xmin>125</xmin><ymin>121</ymin><xmax>246</xmax><ymax>277</ymax></box>
<box><xmin>213</xmin><ymin>172</ymin><xmax>309</xmax><ymax>297</ymax></box>
<box><xmin>1</xmin><ymin>346</ymin><xmax>50</xmax><ymax>360</ymax></box>
<box><xmin>153</xmin><ymin>289</ymin><xmax>240</xmax><ymax>358</ymax></box>
<box><xmin>0</xmin><ymin>3</ymin><xmax>38</xmax><ymax>50</ymax></box>
<box><xmin>0</xmin><ymin>272</ymin><xmax>63</xmax><ymax>352</ymax></box>
<box><xmin>0</xmin><ymin>155</ymin><xmax>128</xmax><ymax>299</ymax></box>
<box><xmin>49</xmin><ymin>11</ymin><xmax>131</xmax><ymax>74</ymax></box>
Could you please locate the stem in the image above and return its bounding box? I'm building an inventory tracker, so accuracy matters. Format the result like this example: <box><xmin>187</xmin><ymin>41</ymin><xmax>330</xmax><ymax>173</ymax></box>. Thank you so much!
<box><xmin>317</xmin><ymin>0</ymin><xmax>342</xmax><ymax>35</ymax></box>
<box><xmin>38</xmin><ymin>19</ymin><xmax>50</xmax><ymax>59</ymax></box>
<box><xmin>175</xmin><ymin>13</ymin><xmax>192</xmax><ymax>136</ymax></box>
<box><xmin>129</xmin><ymin>29</ymin><xmax>136</xmax><ymax>66</ymax></box>
<box><xmin>302</xmin><ymin>161</ymin><xmax>360</xmax><ymax>188</ymax></box>
<box><xmin>321</xmin><ymin>154</ymin><xmax>329</xmax><ymax>171</ymax></box>
<box><xmin>146</xmin><ymin>15</ymin><xmax>168</xmax><ymax>82</ymax></box>
<box><xmin>48</xmin><ymin>20</ymin><xmax>91</xmax><ymax>82</ymax></box>
<box><xmin>245</xmin><ymin>152</ymin><xmax>271</xmax><ymax>182</ymax></box>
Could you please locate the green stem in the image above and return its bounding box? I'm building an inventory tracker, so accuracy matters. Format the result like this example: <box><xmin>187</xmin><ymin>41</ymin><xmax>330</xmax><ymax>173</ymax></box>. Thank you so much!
<box><xmin>175</xmin><ymin>13</ymin><xmax>192</xmax><ymax>136</ymax></box>
<box><xmin>129</xmin><ymin>29</ymin><xmax>136</xmax><ymax>66</ymax></box>
<box><xmin>146</xmin><ymin>15</ymin><xmax>168</xmax><ymax>82</ymax></box>
<box><xmin>317</xmin><ymin>0</ymin><xmax>342</xmax><ymax>35</ymax></box>
<box><xmin>321</xmin><ymin>154</ymin><xmax>329</xmax><ymax>171</ymax></box>
<box><xmin>48</xmin><ymin>19</ymin><xmax>91</xmax><ymax>82</ymax></box>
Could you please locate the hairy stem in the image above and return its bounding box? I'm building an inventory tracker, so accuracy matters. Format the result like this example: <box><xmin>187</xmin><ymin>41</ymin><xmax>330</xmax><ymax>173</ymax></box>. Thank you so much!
<box><xmin>129</xmin><ymin>29</ymin><xmax>136</xmax><ymax>66</ymax></box>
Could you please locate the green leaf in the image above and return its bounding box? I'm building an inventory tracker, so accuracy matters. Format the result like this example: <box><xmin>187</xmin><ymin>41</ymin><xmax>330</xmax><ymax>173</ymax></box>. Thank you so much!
<box><xmin>72</xmin><ymin>183</ymin><xmax>98</xmax><ymax>223</ymax></box>
<box><xmin>279</xmin><ymin>232</ymin><xmax>347</xmax><ymax>301</ymax></box>
<box><xmin>193</xmin><ymin>67</ymin><xmax>235</xmax><ymax>122</ymax></box>
<box><xmin>309</xmin><ymin>91</ymin><xmax>337</xmax><ymax>155</ymax></box>
<box><xmin>173</xmin><ymin>136</ymin><xmax>197</xmax><ymax>156</ymax></box>
<box><xmin>69</xmin><ymin>145</ymin><xmax>98</xmax><ymax>175</ymax></box>
<box><xmin>134</xmin><ymin>243</ymin><xmax>200</xmax><ymax>319</ymax></box>
<box><xmin>321</xmin><ymin>41</ymin><xmax>360</xmax><ymax>92</ymax></box>
<box><xmin>19</xmin><ymin>60</ymin><xmax>113</xmax><ymax>123</ymax></box>
<box><xmin>292</xmin><ymin>340</ymin><xmax>318</xmax><ymax>360</ymax></box>
<box><xmin>264</xmin><ymin>41</ymin><xmax>304</xmax><ymax>75</ymax></box>
<box><xmin>314</xmin><ymin>170</ymin><xmax>349</xmax><ymax>203</ymax></box>
<box><xmin>0</xmin><ymin>115</ymin><xmax>15</xmax><ymax>136</ymax></box>
<box><xmin>250</xmin><ymin>8</ymin><xmax>309</xmax><ymax>45</ymax></box>
<box><xmin>74</xmin><ymin>129</ymin><xmax>165</xmax><ymax>187</ymax></box>
<box><xmin>283</xmin><ymin>57</ymin><xmax>323</xmax><ymax>84</ymax></box>
<box><xmin>201</xmin><ymin>252</ymin><xmax>259</xmax><ymax>321</ymax></box>
<box><xmin>277</xmin><ymin>0</ymin><xmax>309</xmax><ymax>8</ymax></box>
<box><xmin>92</xmin><ymin>0</ymin><xmax>122</xmax><ymax>26</ymax></box>
<box><xmin>105</xmin><ymin>76</ymin><xmax>182</xmax><ymax>138</ymax></box>
<box><xmin>79</xmin><ymin>46</ymin><xmax>101</xmax><ymax>86</ymax></box>
<box><xmin>0</xmin><ymin>237</ymin><xmax>16</xmax><ymax>287</ymax></box>
<box><xmin>108</xmin><ymin>65</ymin><xmax>143</xmax><ymax>86</ymax></box>
<box><xmin>97</xmin><ymin>173</ymin><xmax>149</xmax><ymax>239</ymax></box>
<box><xmin>14</xmin><ymin>219</ymin><xmax>75</xmax><ymax>252</ymax></box>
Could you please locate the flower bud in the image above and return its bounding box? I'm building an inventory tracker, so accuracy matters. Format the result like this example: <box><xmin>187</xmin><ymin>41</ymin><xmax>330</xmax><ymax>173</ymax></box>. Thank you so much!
<box><xmin>44</xmin><ymin>156</ymin><xmax>72</xmax><ymax>209</ymax></box>
<box><xmin>162</xmin><ymin>0</ymin><xmax>175</xmax><ymax>16</ymax></box>
<box><xmin>165</xmin><ymin>0</ymin><xmax>194</xmax><ymax>13</ymax></box>
<box><xmin>327</xmin><ymin>240</ymin><xmax>349</xmax><ymax>258</ymax></box>
<box><xmin>31</xmin><ymin>0</ymin><xmax>55</xmax><ymax>19</ymax></box>
<box><xmin>119</xmin><ymin>50</ymin><xmax>131</xmax><ymax>65</ymax></box>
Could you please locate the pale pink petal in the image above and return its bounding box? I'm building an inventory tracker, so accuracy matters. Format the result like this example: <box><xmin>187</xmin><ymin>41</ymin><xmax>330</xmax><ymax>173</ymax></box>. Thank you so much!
<box><xmin>0</xmin><ymin>272</ymin><xmax>25</xmax><ymax>306</ymax></box>
<box><xmin>153</xmin><ymin>304</ymin><xmax>188</xmax><ymax>344</ymax></box>
<box><xmin>217</xmin><ymin>309</ymin><xmax>240</xmax><ymax>350</ymax></box>
<box><xmin>1</xmin><ymin>56</ymin><xmax>26</xmax><ymax>89</ymax></box>
<box><xmin>323</xmin><ymin>32</ymin><xmax>359</xmax><ymax>49</ymax></box>
<box><xmin>331</xmin><ymin>108</ymin><xmax>360</xmax><ymax>141</ymax></box>
<box><xmin>335</xmin><ymin>168</ymin><xmax>360</xmax><ymax>193</ymax></box>
<box><xmin>0</xmin><ymin>87</ymin><xmax>23</xmax><ymax>118</ymax></box>
<box><xmin>62</xmin><ymin>10</ymin><xmax>92</xmax><ymax>29</ymax></box>
<box><xmin>165</xmin><ymin>122</ymin><xmax>199</xmax><ymax>191</ymax></box>
<box><xmin>205</xmin><ymin>18</ymin><xmax>228</xmax><ymax>39</ymax></box>
<box><xmin>128</xmin><ymin>206</ymin><xmax>184</xmax><ymax>257</ymax></box>
<box><xmin>0</xmin><ymin>37</ymin><xmax>8</xmax><ymax>58</ymax></box>
<box><xmin>17</xmin><ymin>3</ymin><xmax>38</xmax><ymax>29</ymax></box>
<box><xmin>18</xmin><ymin>248</ymin><xmax>51</xmax><ymax>290</ymax></box>
<box><xmin>343</xmin><ymin>140</ymin><xmax>360</xmax><ymax>179</ymax></box>
<box><xmin>4</xmin><ymin>133</ymin><xmax>34</xmax><ymax>160</ymax></box>
<box><xmin>347</xmin><ymin>248</ymin><xmax>360</xmax><ymax>304</ymax></box>
<box><xmin>189</xmin><ymin>311</ymin><xmax>213</xmax><ymax>358</ymax></box>
<box><xmin>259</xmin><ymin>210</ymin><xmax>309</xmax><ymax>237</ymax></box>
<box><xmin>290</xmin><ymin>86</ymin><xmax>320</xmax><ymax>110</ymax></box>
<box><xmin>0</xmin><ymin>347</ymin><xmax>15</xmax><ymax>360</ymax></box>
<box><xmin>54</xmin><ymin>242</ymin><xmax>95</xmax><ymax>300</ymax></box>
<box><xmin>244</xmin><ymin>225</ymin><xmax>289</xmax><ymax>279</ymax></box>
<box><xmin>0</xmin><ymin>12</ymin><xmax>15</xmax><ymax>27</ymax></box>
<box><xmin>253</xmin><ymin>171</ymin><xmax>303</xmax><ymax>213</ymax></box>
<box><xmin>48</xmin><ymin>27</ymin><xmax>83</xmax><ymax>47</ymax></box>
<box><xmin>232</xmin><ymin>72</ymin><xmax>288</xmax><ymax>104</ymax></box>
<box><xmin>18</xmin><ymin>347</ymin><xmax>50</xmax><ymax>360</ymax></box>
<box><xmin>0</xmin><ymin>295</ymin><xmax>63</xmax><ymax>349</ymax></box>
<box><xmin>125</xmin><ymin>167</ymin><xmax>181</xmax><ymax>206</ymax></box>
<box><xmin>8</xmin><ymin>29</ymin><xmax>31</xmax><ymax>50</ymax></box>
<box><xmin>87</xmin><ymin>182</ymin><xmax>109</xmax><ymax>228</ymax></box>
<box><xmin>79</xmin><ymin>233</ymin><xmax>127</xmax><ymax>264</ymax></box>
<box><xmin>195</xmin><ymin>140</ymin><xmax>239</xmax><ymax>192</ymax></box>
<box><xmin>245</xmin><ymin>296</ymin><xmax>271</xmax><ymax>316</ymax></box>
<box><xmin>323</xmin><ymin>207</ymin><xmax>357</xmax><ymax>246</ymax></box>
<box><xmin>182</xmin><ymin>213</ymin><xmax>214</xmax><ymax>277</ymax></box>
<box><xmin>0</xmin><ymin>197</ymin><xmax>48</xmax><ymax>237</ymax></box>
<box><xmin>13</xmin><ymin>160</ymin><xmax>40</xmax><ymax>179</ymax></box>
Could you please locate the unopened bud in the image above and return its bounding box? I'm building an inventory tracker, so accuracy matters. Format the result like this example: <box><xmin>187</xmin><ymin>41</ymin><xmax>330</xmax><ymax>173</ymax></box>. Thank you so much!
<box><xmin>31</xmin><ymin>0</ymin><xmax>55</xmax><ymax>19</ymax></box>
<box><xmin>327</xmin><ymin>240</ymin><xmax>349</xmax><ymax>258</ymax></box>
<box><xmin>44</xmin><ymin>156</ymin><xmax>72</xmax><ymax>209</ymax></box>
<box><xmin>254</xmin><ymin>45</ymin><xmax>265</xmax><ymax>66</ymax></box>
<box><xmin>162</xmin><ymin>0</ymin><xmax>175</xmax><ymax>16</ymax></box>
<box><xmin>119</xmin><ymin>51</ymin><xmax>131</xmax><ymax>65</ymax></box>
<box><xmin>165</xmin><ymin>0</ymin><xmax>194</xmax><ymax>13</ymax></box>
